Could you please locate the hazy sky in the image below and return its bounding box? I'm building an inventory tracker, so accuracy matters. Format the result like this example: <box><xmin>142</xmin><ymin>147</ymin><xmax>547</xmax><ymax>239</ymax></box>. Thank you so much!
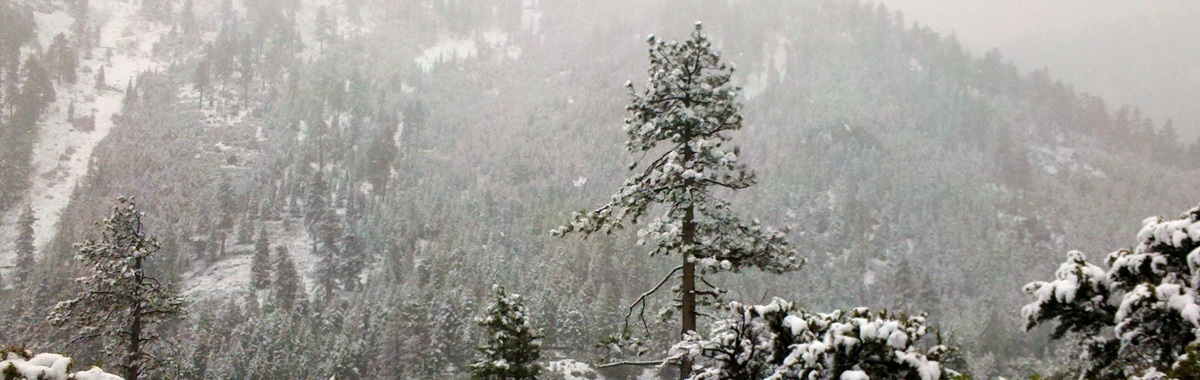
<box><xmin>880</xmin><ymin>0</ymin><xmax>1200</xmax><ymax>141</ymax></box>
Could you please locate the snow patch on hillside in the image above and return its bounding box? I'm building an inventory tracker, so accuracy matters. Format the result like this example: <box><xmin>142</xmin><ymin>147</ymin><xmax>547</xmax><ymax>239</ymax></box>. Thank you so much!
<box><xmin>414</xmin><ymin>27</ymin><xmax>525</xmax><ymax>73</ymax></box>
<box><xmin>415</xmin><ymin>37</ymin><xmax>478</xmax><ymax>73</ymax></box>
<box><xmin>33</xmin><ymin>11</ymin><xmax>74</xmax><ymax>48</ymax></box>
<box><xmin>544</xmin><ymin>359</ymin><xmax>604</xmax><ymax>380</ymax></box>
<box><xmin>181</xmin><ymin>218</ymin><xmax>322</xmax><ymax>304</ymax></box>
<box><xmin>521</xmin><ymin>0</ymin><xmax>544</xmax><ymax>36</ymax></box>
<box><xmin>483</xmin><ymin>29</ymin><xmax>522</xmax><ymax>60</ymax></box>
<box><xmin>743</xmin><ymin>35</ymin><xmax>789</xmax><ymax>100</ymax></box>
<box><xmin>182</xmin><ymin>251</ymin><xmax>252</xmax><ymax>304</ymax></box>
<box><xmin>773</xmin><ymin>35</ymin><xmax>789</xmax><ymax>83</ymax></box>
<box><xmin>25</xmin><ymin>0</ymin><xmax>168</xmax><ymax>251</ymax></box>
<box><xmin>1031</xmin><ymin>146</ymin><xmax>1106</xmax><ymax>178</ymax></box>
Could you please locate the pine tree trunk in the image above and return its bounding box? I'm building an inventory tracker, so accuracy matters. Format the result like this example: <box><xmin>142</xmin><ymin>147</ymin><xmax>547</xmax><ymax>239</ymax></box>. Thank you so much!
<box><xmin>128</xmin><ymin>257</ymin><xmax>143</xmax><ymax>380</ymax></box>
<box><xmin>680</xmin><ymin>210</ymin><xmax>696</xmax><ymax>380</ymax></box>
<box><xmin>680</xmin><ymin>148</ymin><xmax>697</xmax><ymax>380</ymax></box>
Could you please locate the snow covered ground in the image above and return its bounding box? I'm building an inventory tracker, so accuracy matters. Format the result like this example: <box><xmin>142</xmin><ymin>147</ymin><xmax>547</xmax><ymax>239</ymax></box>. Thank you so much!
<box><xmin>181</xmin><ymin>218</ymin><xmax>323</xmax><ymax>304</ymax></box>
<box><xmin>32</xmin><ymin>11</ymin><xmax>74</xmax><ymax>48</ymax></box>
<box><xmin>1031</xmin><ymin>145</ymin><xmax>1106</xmax><ymax>178</ymax></box>
<box><xmin>742</xmin><ymin>35</ymin><xmax>789</xmax><ymax>100</ymax></box>
<box><xmin>1</xmin><ymin>1</ymin><xmax>169</xmax><ymax>283</ymax></box>
<box><xmin>545</xmin><ymin>359</ymin><xmax>604</xmax><ymax>380</ymax></box>
<box><xmin>415</xmin><ymin>36</ymin><xmax>479</xmax><ymax>73</ymax></box>
<box><xmin>23</xmin><ymin>1</ymin><xmax>168</xmax><ymax>250</ymax></box>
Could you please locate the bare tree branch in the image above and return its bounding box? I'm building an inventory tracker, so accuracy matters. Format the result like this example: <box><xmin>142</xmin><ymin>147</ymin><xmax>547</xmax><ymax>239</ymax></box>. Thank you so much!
<box><xmin>625</xmin><ymin>265</ymin><xmax>683</xmax><ymax>336</ymax></box>
<box><xmin>596</xmin><ymin>357</ymin><xmax>680</xmax><ymax>369</ymax></box>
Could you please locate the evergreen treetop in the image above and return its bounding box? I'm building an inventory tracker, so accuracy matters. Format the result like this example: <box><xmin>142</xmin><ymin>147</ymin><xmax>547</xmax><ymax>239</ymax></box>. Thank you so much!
<box><xmin>470</xmin><ymin>284</ymin><xmax>542</xmax><ymax>380</ymax></box>
<box><xmin>553</xmin><ymin>22</ymin><xmax>800</xmax><ymax>275</ymax></box>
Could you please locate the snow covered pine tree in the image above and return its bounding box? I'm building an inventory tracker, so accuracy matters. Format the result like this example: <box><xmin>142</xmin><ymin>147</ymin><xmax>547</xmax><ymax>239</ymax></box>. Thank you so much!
<box><xmin>1022</xmin><ymin>203</ymin><xmax>1200</xmax><ymax>379</ymax></box>
<box><xmin>273</xmin><ymin>245</ymin><xmax>302</xmax><ymax>310</ymax></box>
<box><xmin>251</xmin><ymin>225</ymin><xmax>271</xmax><ymax>290</ymax></box>
<box><xmin>553</xmin><ymin>22</ymin><xmax>800</xmax><ymax>379</ymax></box>
<box><xmin>671</xmin><ymin>298</ymin><xmax>958</xmax><ymax>380</ymax></box>
<box><xmin>47</xmin><ymin>197</ymin><xmax>184</xmax><ymax>380</ymax></box>
<box><xmin>470</xmin><ymin>284</ymin><xmax>542</xmax><ymax>380</ymax></box>
<box><xmin>13</xmin><ymin>205</ymin><xmax>36</xmax><ymax>284</ymax></box>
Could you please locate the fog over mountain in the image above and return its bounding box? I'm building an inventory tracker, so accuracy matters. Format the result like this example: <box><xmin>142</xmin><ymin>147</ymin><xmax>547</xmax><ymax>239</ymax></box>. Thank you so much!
<box><xmin>883</xmin><ymin>0</ymin><xmax>1200</xmax><ymax>140</ymax></box>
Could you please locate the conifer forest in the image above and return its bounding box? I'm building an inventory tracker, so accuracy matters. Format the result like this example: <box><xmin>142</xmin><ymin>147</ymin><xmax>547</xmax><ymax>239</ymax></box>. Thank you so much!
<box><xmin>2</xmin><ymin>1</ymin><xmax>1199</xmax><ymax>379</ymax></box>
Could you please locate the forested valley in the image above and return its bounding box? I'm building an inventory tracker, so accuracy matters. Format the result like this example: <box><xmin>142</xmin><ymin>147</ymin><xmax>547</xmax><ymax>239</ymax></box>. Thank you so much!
<box><xmin>2</xmin><ymin>1</ymin><xmax>1199</xmax><ymax>379</ymax></box>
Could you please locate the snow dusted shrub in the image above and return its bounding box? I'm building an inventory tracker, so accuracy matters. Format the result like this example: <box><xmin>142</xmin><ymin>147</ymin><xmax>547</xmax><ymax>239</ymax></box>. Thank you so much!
<box><xmin>0</xmin><ymin>347</ymin><xmax>122</xmax><ymax>380</ymax></box>
<box><xmin>470</xmin><ymin>284</ymin><xmax>542</xmax><ymax>380</ymax></box>
<box><xmin>672</xmin><ymin>298</ymin><xmax>958</xmax><ymax>380</ymax></box>
<box><xmin>1022</xmin><ymin>203</ymin><xmax>1200</xmax><ymax>379</ymax></box>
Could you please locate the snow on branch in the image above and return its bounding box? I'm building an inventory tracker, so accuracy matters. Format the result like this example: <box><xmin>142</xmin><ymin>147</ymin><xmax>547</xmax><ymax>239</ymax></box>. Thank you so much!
<box><xmin>1022</xmin><ymin>203</ymin><xmax>1200</xmax><ymax>378</ymax></box>
<box><xmin>672</xmin><ymin>298</ymin><xmax>958</xmax><ymax>380</ymax></box>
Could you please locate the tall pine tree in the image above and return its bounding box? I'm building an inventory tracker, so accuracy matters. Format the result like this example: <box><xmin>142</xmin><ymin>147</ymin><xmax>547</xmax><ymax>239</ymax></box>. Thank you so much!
<box><xmin>13</xmin><ymin>205</ymin><xmax>36</xmax><ymax>284</ymax></box>
<box><xmin>48</xmin><ymin>197</ymin><xmax>185</xmax><ymax>380</ymax></box>
<box><xmin>273</xmin><ymin>245</ymin><xmax>301</xmax><ymax>310</ymax></box>
<box><xmin>194</xmin><ymin>58</ymin><xmax>210</xmax><ymax>109</ymax></box>
<box><xmin>251</xmin><ymin>226</ymin><xmax>271</xmax><ymax>290</ymax></box>
<box><xmin>95</xmin><ymin>64</ymin><xmax>106</xmax><ymax>90</ymax></box>
<box><xmin>215</xmin><ymin>177</ymin><xmax>236</xmax><ymax>256</ymax></box>
<box><xmin>305</xmin><ymin>170</ymin><xmax>342</xmax><ymax>299</ymax></box>
<box><xmin>337</xmin><ymin>228</ymin><xmax>364</xmax><ymax>292</ymax></box>
<box><xmin>553</xmin><ymin>23</ymin><xmax>800</xmax><ymax>379</ymax></box>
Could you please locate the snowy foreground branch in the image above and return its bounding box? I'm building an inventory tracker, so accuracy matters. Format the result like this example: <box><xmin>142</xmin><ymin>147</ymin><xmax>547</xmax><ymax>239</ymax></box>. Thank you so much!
<box><xmin>670</xmin><ymin>298</ymin><xmax>959</xmax><ymax>380</ymax></box>
<box><xmin>1</xmin><ymin>349</ymin><xmax>122</xmax><ymax>380</ymax></box>
<box><xmin>1022</xmin><ymin>203</ymin><xmax>1200</xmax><ymax>379</ymax></box>
<box><xmin>596</xmin><ymin>358</ymin><xmax>680</xmax><ymax>369</ymax></box>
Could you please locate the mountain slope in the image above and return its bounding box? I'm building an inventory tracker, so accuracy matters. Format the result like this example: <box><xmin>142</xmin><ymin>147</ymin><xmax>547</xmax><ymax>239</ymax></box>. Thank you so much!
<box><xmin>2</xmin><ymin>0</ymin><xmax>1197</xmax><ymax>378</ymax></box>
